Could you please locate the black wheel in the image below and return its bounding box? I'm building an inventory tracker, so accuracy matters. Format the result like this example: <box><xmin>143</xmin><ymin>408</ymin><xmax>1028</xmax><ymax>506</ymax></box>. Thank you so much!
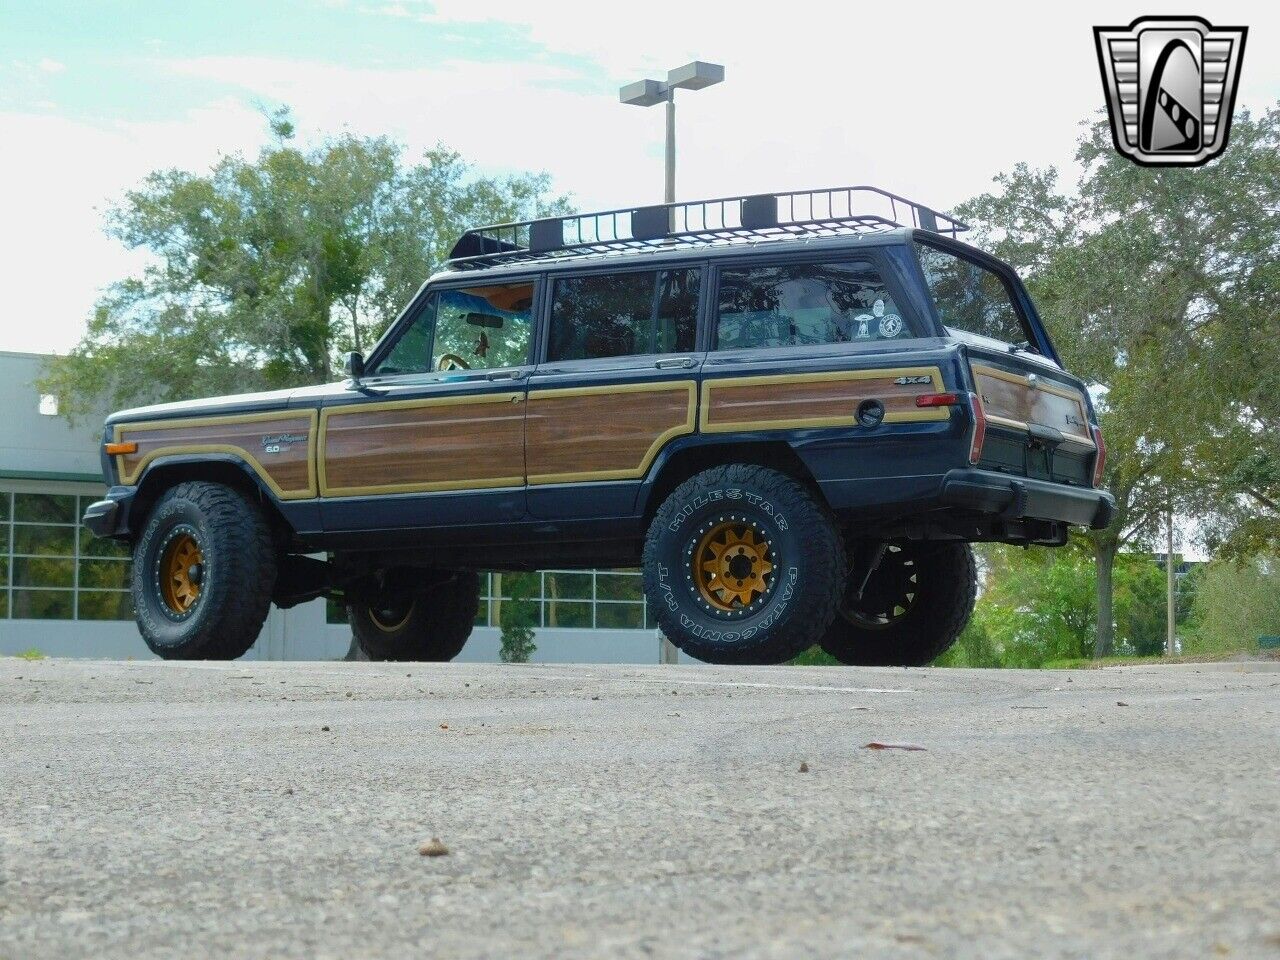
<box><xmin>819</xmin><ymin>542</ymin><xmax>976</xmax><ymax>666</ymax></box>
<box><xmin>642</xmin><ymin>465</ymin><xmax>845</xmax><ymax>665</ymax></box>
<box><xmin>348</xmin><ymin>571</ymin><xmax>480</xmax><ymax>662</ymax></box>
<box><xmin>132</xmin><ymin>481</ymin><xmax>277</xmax><ymax>660</ymax></box>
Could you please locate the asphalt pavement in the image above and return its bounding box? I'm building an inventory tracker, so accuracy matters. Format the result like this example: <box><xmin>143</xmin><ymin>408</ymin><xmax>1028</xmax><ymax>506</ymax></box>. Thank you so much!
<box><xmin>2</xmin><ymin>657</ymin><xmax>1278</xmax><ymax>959</ymax></box>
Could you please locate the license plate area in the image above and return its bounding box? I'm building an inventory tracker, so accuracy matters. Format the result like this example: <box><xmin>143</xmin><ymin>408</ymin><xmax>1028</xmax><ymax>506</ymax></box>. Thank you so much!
<box><xmin>980</xmin><ymin>428</ymin><xmax>1088</xmax><ymax>485</ymax></box>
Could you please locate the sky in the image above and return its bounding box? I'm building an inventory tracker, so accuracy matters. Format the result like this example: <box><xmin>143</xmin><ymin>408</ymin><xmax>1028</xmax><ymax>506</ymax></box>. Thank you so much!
<box><xmin>1</xmin><ymin>0</ymin><xmax>1277</xmax><ymax>355</ymax></box>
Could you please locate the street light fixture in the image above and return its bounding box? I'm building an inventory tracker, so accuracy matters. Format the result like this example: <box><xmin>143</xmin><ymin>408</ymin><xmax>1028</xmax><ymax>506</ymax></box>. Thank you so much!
<box><xmin>620</xmin><ymin>61</ymin><xmax>725</xmax><ymax>205</ymax></box>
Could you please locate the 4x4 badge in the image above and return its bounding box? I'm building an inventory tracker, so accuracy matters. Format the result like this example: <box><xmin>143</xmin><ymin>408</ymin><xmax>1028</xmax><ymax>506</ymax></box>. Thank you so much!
<box><xmin>1094</xmin><ymin>16</ymin><xmax>1247</xmax><ymax>168</ymax></box>
<box><xmin>892</xmin><ymin>376</ymin><xmax>932</xmax><ymax>386</ymax></box>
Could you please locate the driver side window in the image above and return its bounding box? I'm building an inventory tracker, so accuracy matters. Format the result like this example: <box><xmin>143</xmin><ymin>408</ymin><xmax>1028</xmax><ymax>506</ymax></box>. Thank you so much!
<box><xmin>432</xmin><ymin>283</ymin><xmax>535</xmax><ymax>372</ymax></box>
<box><xmin>373</xmin><ymin>281</ymin><xmax>535</xmax><ymax>376</ymax></box>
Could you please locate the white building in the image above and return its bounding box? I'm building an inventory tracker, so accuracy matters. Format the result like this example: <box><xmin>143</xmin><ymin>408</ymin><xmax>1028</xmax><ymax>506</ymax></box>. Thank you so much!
<box><xmin>0</xmin><ymin>351</ymin><xmax>669</xmax><ymax>662</ymax></box>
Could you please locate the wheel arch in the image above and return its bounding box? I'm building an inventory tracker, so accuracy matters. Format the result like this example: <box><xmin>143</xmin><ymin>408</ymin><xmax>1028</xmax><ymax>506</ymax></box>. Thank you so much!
<box><xmin>131</xmin><ymin>455</ymin><xmax>293</xmax><ymax>542</ymax></box>
<box><xmin>637</xmin><ymin>435</ymin><xmax>824</xmax><ymax>524</ymax></box>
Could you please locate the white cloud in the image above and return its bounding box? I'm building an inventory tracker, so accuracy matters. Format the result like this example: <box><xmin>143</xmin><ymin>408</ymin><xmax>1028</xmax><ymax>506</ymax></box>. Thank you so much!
<box><xmin>0</xmin><ymin>101</ymin><xmax>269</xmax><ymax>353</ymax></box>
<box><xmin>36</xmin><ymin>58</ymin><xmax>65</xmax><ymax>74</ymax></box>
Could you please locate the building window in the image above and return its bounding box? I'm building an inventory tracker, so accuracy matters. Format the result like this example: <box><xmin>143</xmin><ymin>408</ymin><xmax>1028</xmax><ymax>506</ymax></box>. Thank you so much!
<box><xmin>325</xmin><ymin>569</ymin><xmax>651</xmax><ymax>633</ymax></box>
<box><xmin>326</xmin><ymin>596</ymin><xmax>349</xmax><ymax>625</ymax></box>
<box><xmin>0</xmin><ymin>490</ymin><xmax>133</xmax><ymax>622</ymax></box>
<box><xmin>473</xmin><ymin>569</ymin><xmax>651</xmax><ymax>631</ymax></box>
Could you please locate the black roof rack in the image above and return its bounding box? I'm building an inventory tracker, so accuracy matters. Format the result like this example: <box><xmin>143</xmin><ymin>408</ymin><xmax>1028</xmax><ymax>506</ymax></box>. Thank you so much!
<box><xmin>445</xmin><ymin>185</ymin><xmax>967</xmax><ymax>269</ymax></box>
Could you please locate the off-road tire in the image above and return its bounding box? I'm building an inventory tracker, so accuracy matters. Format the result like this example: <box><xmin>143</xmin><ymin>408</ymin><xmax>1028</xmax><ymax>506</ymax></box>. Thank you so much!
<box><xmin>642</xmin><ymin>465</ymin><xmax>845</xmax><ymax>665</ymax></box>
<box><xmin>132</xmin><ymin>481</ymin><xmax>277</xmax><ymax>660</ymax></box>
<box><xmin>349</xmin><ymin>571</ymin><xmax>480</xmax><ymax>662</ymax></box>
<box><xmin>819</xmin><ymin>542</ymin><xmax>976</xmax><ymax>666</ymax></box>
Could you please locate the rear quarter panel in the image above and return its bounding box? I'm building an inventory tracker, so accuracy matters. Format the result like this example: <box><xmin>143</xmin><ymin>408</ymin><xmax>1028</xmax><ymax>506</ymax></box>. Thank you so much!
<box><xmin>696</xmin><ymin>340</ymin><xmax>975</xmax><ymax>513</ymax></box>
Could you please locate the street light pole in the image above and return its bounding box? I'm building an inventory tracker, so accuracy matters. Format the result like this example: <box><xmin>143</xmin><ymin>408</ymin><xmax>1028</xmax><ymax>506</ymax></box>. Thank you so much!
<box><xmin>620</xmin><ymin>61</ymin><xmax>722</xmax><ymax>666</ymax></box>
<box><xmin>665</xmin><ymin>89</ymin><xmax>676</xmax><ymax>204</ymax></box>
<box><xmin>620</xmin><ymin>60</ymin><xmax>724</xmax><ymax>205</ymax></box>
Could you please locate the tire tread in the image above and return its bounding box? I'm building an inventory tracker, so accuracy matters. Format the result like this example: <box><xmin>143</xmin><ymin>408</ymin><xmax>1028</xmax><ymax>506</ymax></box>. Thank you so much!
<box><xmin>350</xmin><ymin>571</ymin><xmax>479</xmax><ymax>662</ymax></box>
<box><xmin>643</xmin><ymin>464</ymin><xmax>845</xmax><ymax>664</ymax></box>
<box><xmin>821</xmin><ymin>542</ymin><xmax>976</xmax><ymax>666</ymax></box>
<box><xmin>133</xmin><ymin>481</ymin><xmax>276</xmax><ymax>660</ymax></box>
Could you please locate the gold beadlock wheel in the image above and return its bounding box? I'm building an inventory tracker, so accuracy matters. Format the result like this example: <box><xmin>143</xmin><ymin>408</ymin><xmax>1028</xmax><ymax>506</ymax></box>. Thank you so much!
<box><xmin>159</xmin><ymin>531</ymin><xmax>203</xmax><ymax>615</ymax></box>
<box><xmin>692</xmin><ymin>519</ymin><xmax>776</xmax><ymax>613</ymax></box>
<box><xmin>368</xmin><ymin>598</ymin><xmax>415</xmax><ymax>633</ymax></box>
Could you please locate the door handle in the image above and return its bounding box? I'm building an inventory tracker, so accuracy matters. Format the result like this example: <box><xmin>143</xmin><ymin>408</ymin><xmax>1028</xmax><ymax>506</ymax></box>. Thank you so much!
<box><xmin>654</xmin><ymin>357</ymin><xmax>696</xmax><ymax>369</ymax></box>
<box><xmin>486</xmin><ymin>369</ymin><xmax>528</xmax><ymax>381</ymax></box>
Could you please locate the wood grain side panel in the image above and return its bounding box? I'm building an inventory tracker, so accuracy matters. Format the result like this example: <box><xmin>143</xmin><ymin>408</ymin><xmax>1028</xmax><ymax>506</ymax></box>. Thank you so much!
<box><xmin>321</xmin><ymin>394</ymin><xmax>524</xmax><ymax>496</ymax></box>
<box><xmin>526</xmin><ymin>382</ymin><xmax>695</xmax><ymax>484</ymax></box>
<box><xmin>972</xmin><ymin>366</ymin><xmax>1093</xmax><ymax>446</ymax></box>
<box><xmin>115</xmin><ymin>411</ymin><xmax>317</xmax><ymax>499</ymax></box>
<box><xmin>702</xmin><ymin>367</ymin><xmax>948</xmax><ymax>432</ymax></box>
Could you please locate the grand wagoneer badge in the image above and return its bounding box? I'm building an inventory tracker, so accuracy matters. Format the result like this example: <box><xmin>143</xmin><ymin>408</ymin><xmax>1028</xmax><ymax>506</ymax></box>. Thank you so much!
<box><xmin>261</xmin><ymin>432</ymin><xmax>308</xmax><ymax>454</ymax></box>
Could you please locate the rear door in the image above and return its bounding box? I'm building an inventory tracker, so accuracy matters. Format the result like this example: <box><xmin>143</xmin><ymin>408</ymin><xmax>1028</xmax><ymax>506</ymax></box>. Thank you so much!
<box><xmin>968</xmin><ymin>352</ymin><xmax>1097</xmax><ymax>486</ymax></box>
<box><xmin>702</xmin><ymin>251</ymin><xmax>947</xmax><ymax>431</ymax></box>
<box><xmin>317</xmin><ymin>277</ymin><xmax>537</xmax><ymax>530</ymax></box>
<box><xmin>525</xmin><ymin>264</ymin><xmax>704</xmax><ymax>519</ymax></box>
<box><xmin>912</xmin><ymin>238</ymin><xmax>1099</xmax><ymax>485</ymax></box>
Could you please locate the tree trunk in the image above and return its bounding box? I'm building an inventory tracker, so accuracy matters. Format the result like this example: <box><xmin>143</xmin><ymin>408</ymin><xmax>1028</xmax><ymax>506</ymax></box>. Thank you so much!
<box><xmin>1093</xmin><ymin>543</ymin><xmax>1116</xmax><ymax>658</ymax></box>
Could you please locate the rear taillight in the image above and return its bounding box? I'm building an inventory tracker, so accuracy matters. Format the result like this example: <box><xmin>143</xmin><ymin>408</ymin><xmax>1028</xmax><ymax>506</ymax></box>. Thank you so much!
<box><xmin>1091</xmin><ymin>424</ymin><xmax>1106</xmax><ymax>486</ymax></box>
<box><xmin>968</xmin><ymin>392</ymin><xmax>986</xmax><ymax>465</ymax></box>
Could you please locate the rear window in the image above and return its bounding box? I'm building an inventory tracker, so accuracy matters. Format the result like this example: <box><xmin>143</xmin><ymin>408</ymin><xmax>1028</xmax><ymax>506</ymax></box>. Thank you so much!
<box><xmin>715</xmin><ymin>259</ymin><xmax>912</xmax><ymax>351</ymax></box>
<box><xmin>915</xmin><ymin>242</ymin><xmax>1031</xmax><ymax>346</ymax></box>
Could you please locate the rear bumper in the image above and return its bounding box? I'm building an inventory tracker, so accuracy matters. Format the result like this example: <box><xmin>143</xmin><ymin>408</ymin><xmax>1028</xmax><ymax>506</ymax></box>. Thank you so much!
<box><xmin>940</xmin><ymin>469</ymin><xmax>1115</xmax><ymax>530</ymax></box>
<box><xmin>82</xmin><ymin>487</ymin><xmax>137</xmax><ymax>539</ymax></box>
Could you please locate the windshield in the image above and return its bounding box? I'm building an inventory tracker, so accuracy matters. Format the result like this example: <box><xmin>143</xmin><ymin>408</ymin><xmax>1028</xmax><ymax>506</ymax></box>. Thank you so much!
<box><xmin>915</xmin><ymin>241</ymin><xmax>1035</xmax><ymax>348</ymax></box>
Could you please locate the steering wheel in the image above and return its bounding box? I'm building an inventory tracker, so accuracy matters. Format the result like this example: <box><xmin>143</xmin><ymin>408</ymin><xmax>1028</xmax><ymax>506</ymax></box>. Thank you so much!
<box><xmin>437</xmin><ymin>353</ymin><xmax>471</xmax><ymax>371</ymax></box>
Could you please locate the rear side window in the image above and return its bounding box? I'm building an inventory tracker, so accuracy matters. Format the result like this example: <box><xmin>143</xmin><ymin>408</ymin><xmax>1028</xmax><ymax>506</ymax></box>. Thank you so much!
<box><xmin>916</xmin><ymin>242</ymin><xmax>1030</xmax><ymax>345</ymax></box>
<box><xmin>547</xmin><ymin>269</ymin><xmax>699</xmax><ymax>362</ymax></box>
<box><xmin>714</xmin><ymin>259</ymin><xmax>911</xmax><ymax>351</ymax></box>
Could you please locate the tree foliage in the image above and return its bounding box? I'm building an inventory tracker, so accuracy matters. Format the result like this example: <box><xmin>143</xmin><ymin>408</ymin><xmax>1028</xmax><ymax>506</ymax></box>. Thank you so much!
<box><xmin>1186</xmin><ymin>558</ymin><xmax>1280</xmax><ymax>654</ymax></box>
<box><xmin>956</xmin><ymin>107</ymin><xmax>1280</xmax><ymax>654</ymax></box>
<box><xmin>41</xmin><ymin>110</ymin><xmax>571</xmax><ymax>417</ymax></box>
<box><xmin>937</xmin><ymin>545</ymin><xmax>1172</xmax><ymax>667</ymax></box>
<box><xmin>498</xmin><ymin>600</ymin><xmax>538</xmax><ymax>664</ymax></box>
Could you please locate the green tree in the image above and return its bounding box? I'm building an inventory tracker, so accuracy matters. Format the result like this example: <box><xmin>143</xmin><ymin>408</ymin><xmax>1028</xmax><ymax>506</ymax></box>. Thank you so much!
<box><xmin>41</xmin><ymin>109</ymin><xmax>571</xmax><ymax>417</ymax></box>
<box><xmin>957</xmin><ymin>107</ymin><xmax>1280</xmax><ymax>656</ymax></box>
<box><xmin>1186</xmin><ymin>558</ymin><xmax>1280</xmax><ymax>654</ymax></box>
<box><xmin>947</xmin><ymin>546</ymin><xmax>1174</xmax><ymax>667</ymax></box>
<box><xmin>934</xmin><ymin>601</ymin><xmax>1008</xmax><ymax>668</ymax></box>
<box><xmin>498</xmin><ymin>599</ymin><xmax>537</xmax><ymax>664</ymax></box>
<box><xmin>1113</xmin><ymin>554</ymin><xmax>1168</xmax><ymax>656</ymax></box>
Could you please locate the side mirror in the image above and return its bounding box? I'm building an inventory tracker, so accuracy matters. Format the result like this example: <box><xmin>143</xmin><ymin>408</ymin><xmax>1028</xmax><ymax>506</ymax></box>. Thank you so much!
<box><xmin>344</xmin><ymin>351</ymin><xmax>365</xmax><ymax>382</ymax></box>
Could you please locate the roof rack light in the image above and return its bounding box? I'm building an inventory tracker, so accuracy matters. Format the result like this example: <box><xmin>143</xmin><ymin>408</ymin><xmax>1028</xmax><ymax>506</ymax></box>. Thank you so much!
<box><xmin>445</xmin><ymin>185</ymin><xmax>968</xmax><ymax>270</ymax></box>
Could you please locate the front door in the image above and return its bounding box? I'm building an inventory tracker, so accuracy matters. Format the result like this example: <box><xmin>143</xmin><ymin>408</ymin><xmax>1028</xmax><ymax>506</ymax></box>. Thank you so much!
<box><xmin>526</xmin><ymin>265</ymin><xmax>704</xmax><ymax>519</ymax></box>
<box><xmin>318</xmin><ymin>279</ymin><xmax>538</xmax><ymax>531</ymax></box>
